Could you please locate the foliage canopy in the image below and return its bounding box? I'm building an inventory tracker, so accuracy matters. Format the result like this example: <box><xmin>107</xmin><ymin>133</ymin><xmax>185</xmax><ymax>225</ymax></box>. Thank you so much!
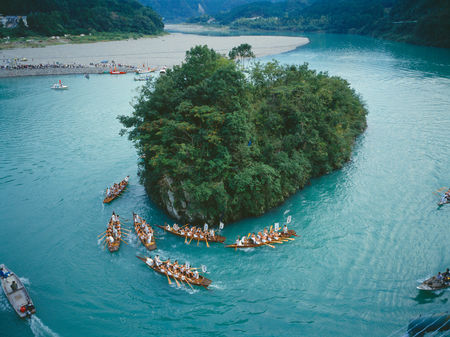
<box><xmin>119</xmin><ymin>45</ymin><xmax>367</xmax><ymax>224</ymax></box>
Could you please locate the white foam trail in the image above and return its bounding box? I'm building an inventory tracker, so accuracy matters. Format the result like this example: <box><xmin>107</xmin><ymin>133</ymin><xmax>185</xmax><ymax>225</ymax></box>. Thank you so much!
<box><xmin>29</xmin><ymin>316</ymin><xmax>60</xmax><ymax>337</ymax></box>
<box><xmin>284</xmin><ymin>209</ymin><xmax>290</xmax><ymax>215</ymax></box>
<box><xmin>19</xmin><ymin>277</ymin><xmax>31</xmax><ymax>286</ymax></box>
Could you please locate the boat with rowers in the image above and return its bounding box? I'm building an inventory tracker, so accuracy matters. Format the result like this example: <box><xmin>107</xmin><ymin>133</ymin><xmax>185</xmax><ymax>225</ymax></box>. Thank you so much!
<box><xmin>104</xmin><ymin>212</ymin><xmax>122</xmax><ymax>252</ymax></box>
<box><xmin>133</xmin><ymin>213</ymin><xmax>156</xmax><ymax>251</ymax></box>
<box><xmin>226</xmin><ymin>224</ymin><xmax>297</xmax><ymax>249</ymax></box>
<box><xmin>103</xmin><ymin>176</ymin><xmax>129</xmax><ymax>203</ymax></box>
<box><xmin>0</xmin><ymin>264</ymin><xmax>36</xmax><ymax>318</ymax></box>
<box><xmin>137</xmin><ymin>255</ymin><xmax>211</xmax><ymax>288</ymax></box>
<box><xmin>157</xmin><ymin>223</ymin><xmax>226</xmax><ymax>246</ymax></box>
<box><xmin>417</xmin><ymin>269</ymin><xmax>450</xmax><ymax>291</ymax></box>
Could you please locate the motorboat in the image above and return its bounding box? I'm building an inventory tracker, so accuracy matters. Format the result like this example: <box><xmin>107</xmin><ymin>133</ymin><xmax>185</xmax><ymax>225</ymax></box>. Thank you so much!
<box><xmin>0</xmin><ymin>264</ymin><xmax>36</xmax><ymax>318</ymax></box>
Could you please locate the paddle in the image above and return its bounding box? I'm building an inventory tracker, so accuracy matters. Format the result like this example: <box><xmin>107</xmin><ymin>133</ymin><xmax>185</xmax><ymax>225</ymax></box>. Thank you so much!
<box><xmin>120</xmin><ymin>238</ymin><xmax>128</xmax><ymax>245</ymax></box>
<box><xmin>247</xmin><ymin>233</ymin><xmax>251</xmax><ymax>238</ymax></box>
<box><xmin>98</xmin><ymin>234</ymin><xmax>106</xmax><ymax>241</ymax></box>
<box><xmin>197</xmin><ymin>239</ymin><xmax>200</xmax><ymax>246</ymax></box>
<box><xmin>174</xmin><ymin>277</ymin><xmax>180</xmax><ymax>287</ymax></box>
<box><xmin>205</xmin><ymin>238</ymin><xmax>210</xmax><ymax>248</ymax></box>
<box><xmin>285</xmin><ymin>238</ymin><xmax>295</xmax><ymax>241</ymax></box>
<box><xmin>166</xmin><ymin>274</ymin><xmax>172</xmax><ymax>285</ymax></box>
<box><xmin>188</xmin><ymin>237</ymin><xmax>193</xmax><ymax>245</ymax></box>
<box><xmin>185</xmin><ymin>279</ymin><xmax>194</xmax><ymax>291</ymax></box>
<box><xmin>97</xmin><ymin>231</ymin><xmax>106</xmax><ymax>237</ymax></box>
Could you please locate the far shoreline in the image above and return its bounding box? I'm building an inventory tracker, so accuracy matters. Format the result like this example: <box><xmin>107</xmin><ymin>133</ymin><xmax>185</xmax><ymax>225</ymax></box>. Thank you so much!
<box><xmin>0</xmin><ymin>31</ymin><xmax>309</xmax><ymax>78</ymax></box>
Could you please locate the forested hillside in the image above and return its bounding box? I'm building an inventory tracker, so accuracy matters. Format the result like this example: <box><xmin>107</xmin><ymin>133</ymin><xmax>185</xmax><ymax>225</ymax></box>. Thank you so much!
<box><xmin>139</xmin><ymin>0</ymin><xmax>285</xmax><ymax>22</ymax></box>
<box><xmin>192</xmin><ymin>0</ymin><xmax>449</xmax><ymax>48</ymax></box>
<box><xmin>0</xmin><ymin>0</ymin><xmax>164</xmax><ymax>37</ymax></box>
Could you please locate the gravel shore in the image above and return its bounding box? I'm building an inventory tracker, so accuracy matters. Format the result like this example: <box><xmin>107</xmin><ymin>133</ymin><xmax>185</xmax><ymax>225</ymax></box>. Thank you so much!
<box><xmin>0</xmin><ymin>32</ymin><xmax>309</xmax><ymax>78</ymax></box>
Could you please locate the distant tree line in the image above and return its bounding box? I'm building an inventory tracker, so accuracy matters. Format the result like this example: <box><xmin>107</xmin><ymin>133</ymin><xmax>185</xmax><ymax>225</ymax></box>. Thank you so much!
<box><xmin>0</xmin><ymin>0</ymin><xmax>164</xmax><ymax>37</ymax></box>
<box><xmin>119</xmin><ymin>45</ymin><xmax>367</xmax><ymax>224</ymax></box>
<box><xmin>190</xmin><ymin>0</ymin><xmax>450</xmax><ymax>48</ymax></box>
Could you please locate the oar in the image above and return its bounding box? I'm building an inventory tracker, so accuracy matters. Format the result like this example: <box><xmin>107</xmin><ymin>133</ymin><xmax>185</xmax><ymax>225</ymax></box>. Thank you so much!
<box><xmin>174</xmin><ymin>277</ymin><xmax>180</xmax><ymax>287</ymax></box>
<box><xmin>99</xmin><ymin>234</ymin><xmax>106</xmax><ymax>241</ymax></box>
<box><xmin>264</xmin><ymin>242</ymin><xmax>275</xmax><ymax>248</ymax></box>
<box><xmin>97</xmin><ymin>231</ymin><xmax>106</xmax><ymax>237</ymax></box>
<box><xmin>120</xmin><ymin>238</ymin><xmax>129</xmax><ymax>245</ymax></box>
<box><xmin>188</xmin><ymin>237</ymin><xmax>193</xmax><ymax>245</ymax></box>
<box><xmin>185</xmin><ymin>279</ymin><xmax>194</xmax><ymax>291</ymax></box>
<box><xmin>166</xmin><ymin>274</ymin><xmax>172</xmax><ymax>285</ymax></box>
<box><xmin>247</xmin><ymin>233</ymin><xmax>251</xmax><ymax>238</ymax></box>
<box><xmin>184</xmin><ymin>235</ymin><xmax>188</xmax><ymax>244</ymax></box>
<box><xmin>205</xmin><ymin>237</ymin><xmax>210</xmax><ymax>248</ymax></box>
<box><xmin>270</xmin><ymin>225</ymin><xmax>273</xmax><ymax>231</ymax></box>
<box><xmin>285</xmin><ymin>238</ymin><xmax>295</xmax><ymax>241</ymax></box>
<box><xmin>197</xmin><ymin>239</ymin><xmax>200</xmax><ymax>246</ymax></box>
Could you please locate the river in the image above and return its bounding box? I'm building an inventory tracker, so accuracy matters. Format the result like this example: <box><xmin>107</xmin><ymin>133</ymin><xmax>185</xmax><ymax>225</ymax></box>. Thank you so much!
<box><xmin>0</xmin><ymin>33</ymin><xmax>449</xmax><ymax>336</ymax></box>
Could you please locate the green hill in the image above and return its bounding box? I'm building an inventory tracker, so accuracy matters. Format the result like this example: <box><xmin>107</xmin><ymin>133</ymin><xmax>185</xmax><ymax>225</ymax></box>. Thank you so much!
<box><xmin>195</xmin><ymin>0</ymin><xmax>449</xmax><ymax>48</ymax></box>
<box><xmin>0</xmin><ymin>0</ymin><xmax>164</xmax><ymax>37</ymax></box>
<box><xmin>119</xmin><ymin>45</ymin><xmax>367</xmax><ymax>224</ymax></box>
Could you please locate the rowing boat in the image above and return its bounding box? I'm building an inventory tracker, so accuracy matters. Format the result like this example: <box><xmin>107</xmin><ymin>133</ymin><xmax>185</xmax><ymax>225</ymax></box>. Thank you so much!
<box><xmin>136</xmin><ymin>256</ymin><xmax>212</xmax><ymax>288</ymax></box>
<box><xmin>417</xmin><ymin>273</ymin><xmax>450</xmax><ymax>291</ymax></box>
<box><xmin>225</xmin><ymin>230</ymin><xmax>297</xmax><ymax>249</ymax></box>
<box><xmin>103</xmin><ymin>177</ymin><xmax>128</xmax><ymax>203</ymax></box>
<box><xmin>105</xmin><ymin>218</ymin><xmax>121</xmax><ymax>252</ymax></box>
<box><xmin>133</xmin><ymin>213</ymin><xmax>156</xmax><ymax>251</ymax></box>
<box><xmin>0</xmin><ymin>264</ymin><xmax>36</xmax><ymax>318</ymax></box>
<box><xmin>156</xmin><ymin>224</ymin><xmax>226</xmax><ymax>244</ymax></box>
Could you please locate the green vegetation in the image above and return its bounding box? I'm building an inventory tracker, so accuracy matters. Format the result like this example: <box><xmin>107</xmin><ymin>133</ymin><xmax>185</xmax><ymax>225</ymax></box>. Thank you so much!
<box><xmin>190</xmin><ymin>0</ymin><xmax>450</xmax><ymax>48</ymax></box>
<box><xmin>0</xmin><ymin>0</ymin><xmax>163</xmax><ymax>37</ymax></box>
<box><xmin>119</xmin><ymin>45</ymin><xmax>367</xmax><ymax>223</ymax></box>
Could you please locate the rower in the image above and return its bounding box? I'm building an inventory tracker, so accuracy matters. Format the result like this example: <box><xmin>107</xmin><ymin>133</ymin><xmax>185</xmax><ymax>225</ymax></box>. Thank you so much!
<box><xmin>166</xmin><ymin>223</ymin><xmax>171</xmax><ymax>231</ymax></box>
<box><xmin>124</xmin><ymin>176</ymin><xmax>129</xmax><ymax>183</ymax></box>
<box><xmin>0</xmin><ymin>267</ymin><xmax>10</xmax><ymax>279</ymax></box>
<box><xmin>145</xmin><ymin>257</ymin><xmax>154</xmax><ymax>267</ymax></box>
<box><xmin>106</xmin><ymin>187</ymin><xmax>111</xmax><ymax>197</ymax></box>
<box><xmin>443</xmin><ymin>268</ymin><xmax>450</xmax><ymax>278</ymax></box>
<box><xmin>240</xmin><ymin>236</ymin><xmax>247</xmax><ymax>245</ymax></box>
<box><xmin>173</xmin><ymin>224</ymin><xmax>179</xmax><ymax>231</ymax></box>
<box><xmin>193</xmin><ymin>270</ymin><xmax>199</xmax><ymax>280</ymax></box>
<box><xmin>283</xmin><ymin>225</ymin><xmax>288</xmax><ymax>234</ymax></box>
<box><xmin>251</xmin><ymin>233</ymin><xmax>257</xmax><ymax>244</ymax></box>
<box><xmin>209</xmin><ymin>229</ymin><xmax>215</xmax><ymax>238</ymax></box>
<box><xmin>147</xmin><ymin>233</ymin><xmax>153</xmax><ymax>244</ymax></box>
<box><xmin>155</xmin><ymin>255</ymin><xmax>162</xmax><ymax>266</ymax></box>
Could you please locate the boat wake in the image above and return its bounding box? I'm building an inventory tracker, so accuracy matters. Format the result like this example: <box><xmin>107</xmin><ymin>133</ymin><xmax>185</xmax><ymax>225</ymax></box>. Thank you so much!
<box><xmin>28</xmin><ymin>316</ymin><xmax>60</xmax><ymax>337</ymax></box>
<box><xmin>20</xmin><ymin>277</ymin><xmax>31</xmax><ymax>286</ymax></box>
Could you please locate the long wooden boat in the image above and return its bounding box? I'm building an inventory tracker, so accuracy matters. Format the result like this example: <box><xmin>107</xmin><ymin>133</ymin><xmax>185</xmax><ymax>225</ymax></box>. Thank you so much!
<box><xmin>105</xmin><ymin>218</ymin><xmax>121</xmax><ymax>252</ymax></box>
<box><xmin>136</xmin><ymin>256</ymin><xmax>212</xmax><ymax>288</ymax></box>
<box><xmin>417</xmin><ymin>272</ymin><xmax>450</xmax><ymax>291</ymax></box>
<box><xmin>156</xmin><ymin>224</ymin><xmax>226</xmax><ymax>244</ymax></box>
<box><xmin>0</xmin><ymin>264</ymin><xmax>36</xmax><ymax>318</ymax></box>
<box><xmin>225</xmin><ymin>230</ymin><xmax>297</xmax><ymax>249</ymax></box>
<box><xmin>103</xmin><ymin>177</ymin><xmax>128</xmax><ymax>203</ymax></box>
<box><xmin>134</xmin><ymin>213</ymin><xmax>156</xmax><ymax>251</ymax></box>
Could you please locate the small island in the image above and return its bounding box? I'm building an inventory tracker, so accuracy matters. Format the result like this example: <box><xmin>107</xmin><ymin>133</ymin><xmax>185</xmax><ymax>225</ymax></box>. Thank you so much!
<box><xmin>120</xmin><ymin>45</ymin><xmax>367</xmax><ymax>224</ymax></box>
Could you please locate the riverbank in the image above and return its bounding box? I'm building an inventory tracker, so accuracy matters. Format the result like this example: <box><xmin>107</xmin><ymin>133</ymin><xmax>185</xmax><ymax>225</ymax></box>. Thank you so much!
<box><xmin>0</xmin><ymin>32</ymin><xmax>309</xmax><ymax>78</ymax></box>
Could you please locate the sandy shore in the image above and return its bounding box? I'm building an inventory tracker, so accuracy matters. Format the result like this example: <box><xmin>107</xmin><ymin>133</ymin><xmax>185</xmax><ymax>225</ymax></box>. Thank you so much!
<box><xmin>0</xmin><ymin>32</ymin><xmax>309</xmax><ymax>77</ymax></box>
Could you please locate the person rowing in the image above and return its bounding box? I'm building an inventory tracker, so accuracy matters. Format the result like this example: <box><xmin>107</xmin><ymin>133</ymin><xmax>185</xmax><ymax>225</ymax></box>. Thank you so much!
<box><xmin>283</xmin><ymin>224</ymin><xmax>288</xmax><ymax>234</ymax></box>
<box><xmin>147</xmin><ymin>233</ymin><xmax>153</xmax><ymax>245</ymax></box>
<box><xmin>145</xmin><ymin>257</ymin><xmax>154</xmax><ymax>267</ymax></box>
<box><xmin>106</xmin><ymin>187</ymin><xmax>111</xmax><ymax>198</ymax></box>
<box><xmin>155</xmin><ymin>255</ymin><xmax>162</xmax><ymax>267</ymax></box>
<box><xmin>193</xmin><ymin>270</ymin><xmax>199</xmax><ymax>280</ymax></box>
<box><xmin>209</xmin><ymin>229</ymin><xmax>215</xmax><ymax>239</ymax></box>
<box><xmin>235</xmin><ymin>236</ymin><xmax>242</xmax><ymax>246</ymax></box>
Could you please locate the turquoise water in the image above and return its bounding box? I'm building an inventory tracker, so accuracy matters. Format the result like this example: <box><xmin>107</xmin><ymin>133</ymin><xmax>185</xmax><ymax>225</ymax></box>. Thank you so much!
<box><xmin>1</xmin><ymin>34</ymin><xmax>450</xmax><ymax>336</ymax></box>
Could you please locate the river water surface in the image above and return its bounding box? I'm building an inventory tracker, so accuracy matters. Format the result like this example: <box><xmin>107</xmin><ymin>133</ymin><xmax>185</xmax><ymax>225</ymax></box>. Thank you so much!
<box><xmin>1</xmin><ymin>33</ymin><xmax>449</xmax><ymax>336</ymax></box>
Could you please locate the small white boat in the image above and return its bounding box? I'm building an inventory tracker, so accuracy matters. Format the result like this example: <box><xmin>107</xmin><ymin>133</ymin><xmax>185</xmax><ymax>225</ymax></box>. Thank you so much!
<box><xmin>0</xmin><ymin>264</ymin><xmax>36</xmax><ymax>318</ymax></box>
<box><xmin>159</xmin><ymin>66</ymin><xmax>167</xmax><ymax>74</ymax></box>
<box><xmin>417</xmin><ymin>271</ymin><xmax>450</xmax><ymax>291</ymax></box>
<box><xmin>51</xmin><ymin>80</ymin><xmax>68</xmax><ymax>90</ymax></box>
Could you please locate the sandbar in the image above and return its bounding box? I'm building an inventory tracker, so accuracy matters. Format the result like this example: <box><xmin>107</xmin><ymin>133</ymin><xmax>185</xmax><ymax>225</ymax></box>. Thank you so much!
<box><xmin>0</xmin><ymin>32</ymin><xmax>309</xmax><ymax>77</ymax></box>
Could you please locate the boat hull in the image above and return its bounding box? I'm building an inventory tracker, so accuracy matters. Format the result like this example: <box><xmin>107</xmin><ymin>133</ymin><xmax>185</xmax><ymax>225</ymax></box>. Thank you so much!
<box><xmin>157</xmin><ymin>225</ymin><xmax>225</xmax><ymax>244</ymax></box>
<box><xmin>134</xmin><ymin>214</ymin><xmax>157</xmax><ymax>251</ymax></box>
<box><xmin>103</xmin><ymin>181</ymin><xmax>128</xmax><ymax>203</ymax></box>
<box><xmin>225</xmin><ymin>230</ymin><xmax>297</xmax><ymax>249</ymax></box>
<box><xmin>136</xmin><ymin>256</ymin><xmax>211</xmax><ymax>288</ymax></box>
<box><xmin>0</xmin><ymin>264</ymin><xmax>36</xmax><ymax>318</ymax></box>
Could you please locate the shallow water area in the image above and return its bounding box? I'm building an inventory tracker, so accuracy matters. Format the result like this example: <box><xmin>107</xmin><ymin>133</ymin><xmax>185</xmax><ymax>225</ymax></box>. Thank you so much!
<box><xmin>1</xmin><ymin>34</ymin><xmax>450</xmax><ymax>336</ymax></box>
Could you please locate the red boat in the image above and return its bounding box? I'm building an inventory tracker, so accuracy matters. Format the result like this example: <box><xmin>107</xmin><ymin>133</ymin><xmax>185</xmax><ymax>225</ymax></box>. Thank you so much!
<box><xmin>110</xmin><ymin>67</ymin><xmax>126</xmax><ymax>75</ymax></box>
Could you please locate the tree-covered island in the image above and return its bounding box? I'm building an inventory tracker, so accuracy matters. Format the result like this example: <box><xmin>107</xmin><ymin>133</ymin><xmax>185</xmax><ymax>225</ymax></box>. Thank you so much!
<box><xmin>119</xmin><ymin>45</ymin><xmax>367</xmax><ymax>225</ymax></box>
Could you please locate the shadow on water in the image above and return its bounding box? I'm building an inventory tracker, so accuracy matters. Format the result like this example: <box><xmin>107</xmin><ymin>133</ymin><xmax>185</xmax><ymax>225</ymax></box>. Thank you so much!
<box><xmin>411</xmin><ymin>290</ymin><xmax>449</xmax><ymax>305</ymax></box>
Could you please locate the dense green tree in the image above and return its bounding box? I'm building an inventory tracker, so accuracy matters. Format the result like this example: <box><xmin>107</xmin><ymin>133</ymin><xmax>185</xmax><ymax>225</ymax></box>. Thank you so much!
<box><xmin>1</xmin><ymin>0</ymin><xmax>164</xmax><ymax>37</ymax></box>
<box><xmin>119</xmin><ymin>45</ymin><xmax>367</xmax><ymax>224</ymax></box>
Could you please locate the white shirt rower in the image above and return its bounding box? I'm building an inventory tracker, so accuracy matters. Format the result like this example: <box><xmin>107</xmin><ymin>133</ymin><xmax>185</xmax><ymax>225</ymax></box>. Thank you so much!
<box><xmin>124</xmin><ymin>176</ymin><xmax>129</xmax><ymax>183</ymax></box>
<box><xmin>108</xmin><ymin>236</ymin><xmax>114</xmax><ymax>243</ymax></box>
<box><xmin>145</xmin><ymin>258</ymin><xmax>154</xmax><ymax>266</ymax></box>
<box><xmin>147</xmin><ymin>235</ymin><xmax>153</xmax><ymax>244</ymax></box>
<box><xmin>155</xmin><ymin>256</ymin><xmax>162</xmax><ymax>266</ymax></box>
<box><xmin>193</xmin><ymin>271</ymin><xmax>199</xmax><ymax>279</ymax></box>
<box><xmin>283</xmin><ymin>225</ymin><xmax>288</xmax><ymax>234</ymax></box>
